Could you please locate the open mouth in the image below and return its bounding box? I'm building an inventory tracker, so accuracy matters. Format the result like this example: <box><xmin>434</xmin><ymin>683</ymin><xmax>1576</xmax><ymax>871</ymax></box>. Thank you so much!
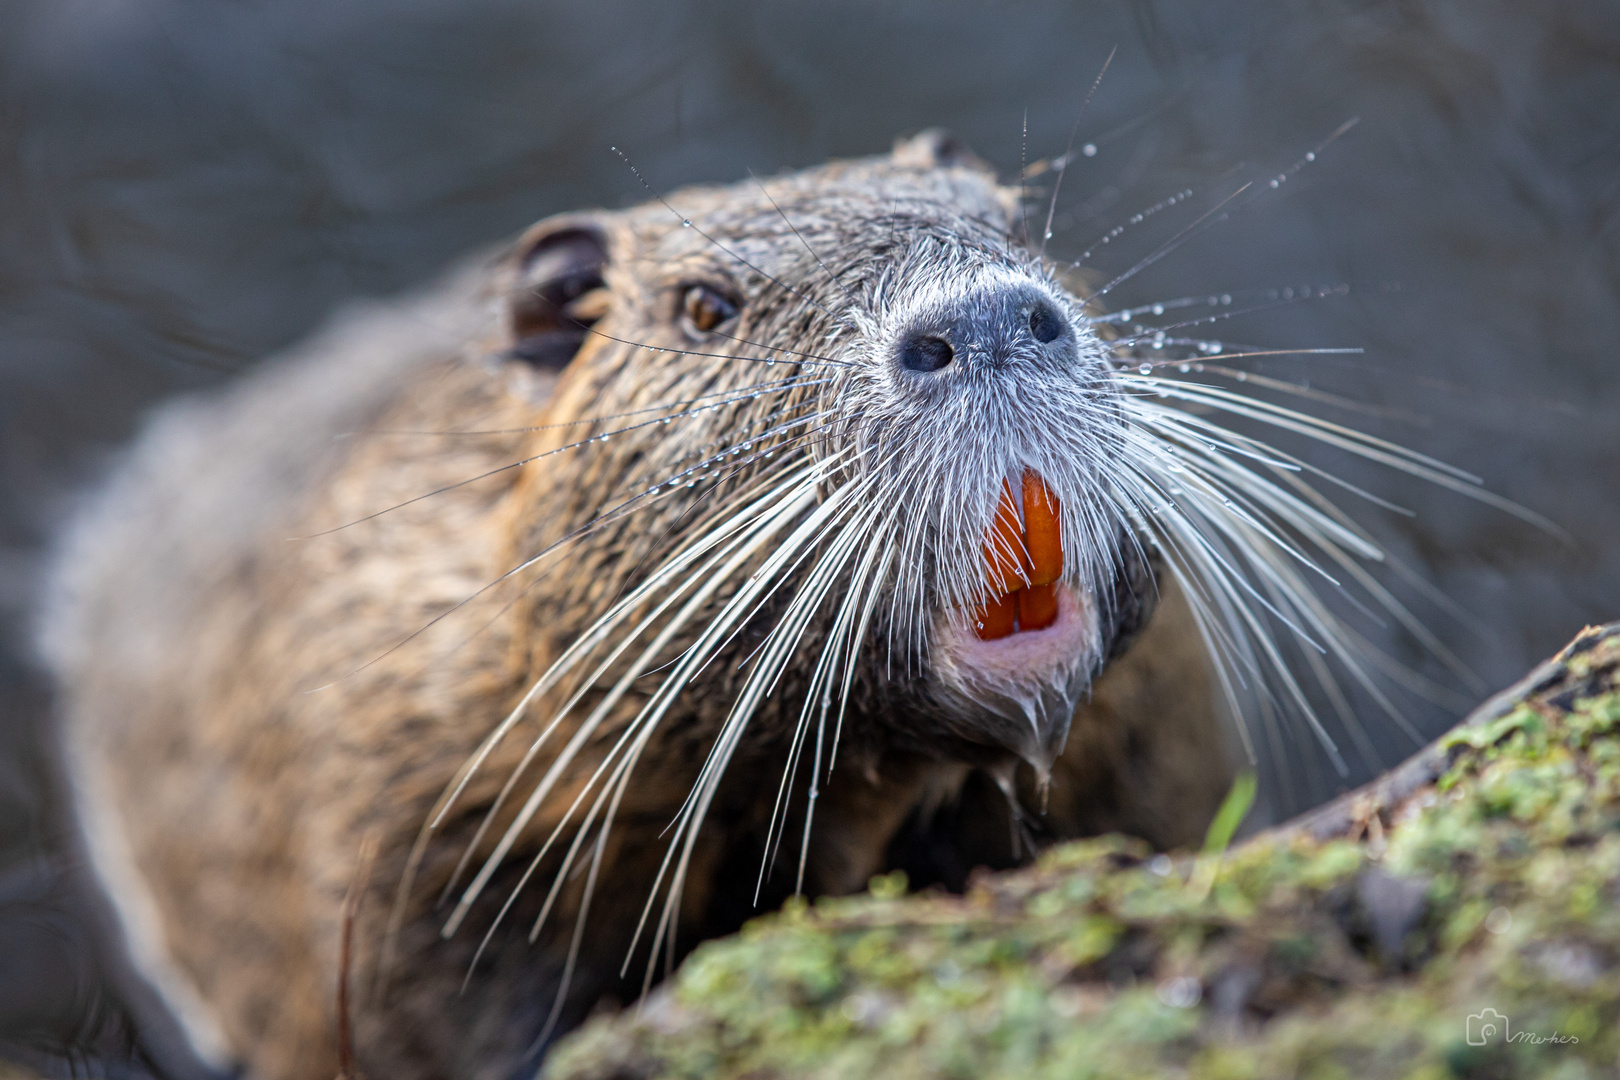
<box><xmin>972</xmin><ymin>469</ymin><xmax>1063</xmax><ymax>639</ymax></box>
<box><xmin>949</xmin><ymin>463</ymin><xmax>1094</xmax><ymax>683</ymax></box>
<box><xmin>933</xmin><ymin>466</ymin><xmax>1100</xmax><ymax>772</ymax></box>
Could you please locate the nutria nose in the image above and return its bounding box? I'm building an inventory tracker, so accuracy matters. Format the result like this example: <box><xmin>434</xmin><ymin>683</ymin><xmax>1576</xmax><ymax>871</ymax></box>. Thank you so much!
<box><xmin>1026</xmin><ymin>301</ymin><xmax>1066</xmax><ymax>344</ymax></box>
<box><xmin>895</xmin><ymin>291</ymin><xmax>1074</xmax><ymax>376</ymax></box>
<box><xmin>898</xmin><ymin>332</ymin><xmax>955</xmax><ymax>372</ymax></box>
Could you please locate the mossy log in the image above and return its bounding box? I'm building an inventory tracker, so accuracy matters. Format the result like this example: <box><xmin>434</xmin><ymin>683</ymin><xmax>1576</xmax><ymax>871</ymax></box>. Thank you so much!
<box><xmin>545</xmin><ymin>624</ymin><xmax>1620</xmax><ymax>1080</ymax></box>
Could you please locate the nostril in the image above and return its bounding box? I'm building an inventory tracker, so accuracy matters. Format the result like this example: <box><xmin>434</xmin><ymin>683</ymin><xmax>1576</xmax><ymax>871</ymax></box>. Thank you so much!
<box><xmin>899</xmin><ymin>334</ymin><xmax>955</xmax><ymax>373</ymax></box>
<box><xmin>1029</xmin><ymin>303</ymin><xmax>1064</xmax><ymax>344</ymax></box>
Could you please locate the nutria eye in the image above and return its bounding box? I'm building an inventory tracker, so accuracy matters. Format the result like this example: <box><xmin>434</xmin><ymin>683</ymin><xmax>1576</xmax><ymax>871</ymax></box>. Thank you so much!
<box><xmin>1029</xmin><ymin>303</ymin><xmax>1064</xmax><ymax>344</ymax></box>
<box><xmin>898</xmin><ymin>334</ymin><xmax>955</xmax><ymax>373</ymax></box>
<box><xmin>682</xmin><ymin>285</ymin><xmax>739</xmax><ymax>334</ymax></box>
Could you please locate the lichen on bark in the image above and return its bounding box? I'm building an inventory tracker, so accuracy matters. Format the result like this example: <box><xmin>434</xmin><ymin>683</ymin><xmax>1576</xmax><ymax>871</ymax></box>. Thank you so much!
<box><xmin>544</xmin><ymin>624</ymin><xmax>1620</xmax><ymax>1080</ymax></box>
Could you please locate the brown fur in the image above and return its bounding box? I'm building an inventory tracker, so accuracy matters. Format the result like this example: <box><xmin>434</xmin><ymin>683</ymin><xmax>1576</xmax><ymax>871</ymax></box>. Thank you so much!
<box><xmin>46</xmin><ymin>134</ymin><xmax>1232</xmax><ymax>1080</ymax></box>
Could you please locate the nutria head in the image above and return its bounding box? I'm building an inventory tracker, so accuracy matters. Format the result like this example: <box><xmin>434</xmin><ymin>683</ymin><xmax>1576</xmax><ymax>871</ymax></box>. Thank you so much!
<box><xmin>484</xmin><ymin>131</ymin><xmax>1153</xmax><ymax>821</ymax></box>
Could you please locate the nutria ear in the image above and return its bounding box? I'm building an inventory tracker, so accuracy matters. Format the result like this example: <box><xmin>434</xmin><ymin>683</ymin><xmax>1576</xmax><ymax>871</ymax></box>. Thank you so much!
<box><xmin>505</xmin><ymin>215</ymin><xmax>612</xmax><ymax>370</ymax></box>
<box><xmin>891</xmin><ymin>129</ymin><xmax>990</xmax><ymax>173</ymax></box>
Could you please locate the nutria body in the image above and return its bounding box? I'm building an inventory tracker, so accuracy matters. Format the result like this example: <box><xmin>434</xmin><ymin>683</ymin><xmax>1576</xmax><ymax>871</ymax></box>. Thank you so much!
<box><xmin>43</xmin><ymin>133</ymin><xmax>1236</xmax><ymax>1080</ymax></box>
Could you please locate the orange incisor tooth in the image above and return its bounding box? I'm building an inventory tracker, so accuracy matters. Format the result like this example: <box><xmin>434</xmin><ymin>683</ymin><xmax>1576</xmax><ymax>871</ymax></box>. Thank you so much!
<box><xmin>973</xmin><ymin>591</ymin><xmax>1019</xmax><ymax>641</ymax></box>
<box><xmin>973</xmin><ymin>470</ymin><xmax>1063</xmax><ymax>638</ymax></box>
<box><xmin>1017</xmin><ymin>584</ymin><xmax>1058</xmax><ymax>631</ymax></box>
<box><xmin>983</xmin><ymin>478</ymin><xmax>1029</xmax><ymax>595</ymax></box>
<box><xmin>1021</xmin><ymin>470</ymin><xmax>1063</xmax><ymax>587</ymax></box>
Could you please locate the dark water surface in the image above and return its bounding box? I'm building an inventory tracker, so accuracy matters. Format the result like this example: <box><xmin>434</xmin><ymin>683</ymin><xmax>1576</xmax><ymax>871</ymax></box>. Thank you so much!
<box><xmin>2</xmin><ymin>0</ymin><xmax>1617</xmax><ymax>1066</ymax></box>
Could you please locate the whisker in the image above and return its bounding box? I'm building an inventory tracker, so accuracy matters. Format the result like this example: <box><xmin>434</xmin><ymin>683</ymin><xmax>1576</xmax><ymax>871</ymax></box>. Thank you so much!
<box><xmin>385</xmin><ymin>464</ymin><xmax>820</xmax><ymax>973</ymax></box>
<box><xmin>431</xmin><ymin>459</ymin><xmax>827</xmax><ymax>855</ymax></box>
<box><xmin>612</xmin><ymin>146</ymin><xmax>840</xmax><ymax>321</ymax></box>
<box><xmin>754</xmin><ymin>500</ymin><xmax>885</xmax><ymax>896</ymax></box>
<box><xmin>1169</xmin><ymin>362</ymin><xmax>1427</xmax><ymax>427</ymax></box>
<box><xmin>829</xmin><ymin>538</ymin><xmax>896</xmax><ymax>775</ymax></box>
<box><xmin>1038</xmin><ymin>45</ymin><xmax>1116</xmax><ymax>264</ymax></box>
<box><xmin>340</xmin><ymin>375</ymin><xmax>831</xmax><ymax>437</ymax></box>
<box><xmin>1078</xmin><ymin>119</ymin><xmax>1361</xmax><ymax>304</ymax></box>
<box><xmin>1017</xmin><ymin>109</ymin><xmax>1032</xmax><ymax>251</ymax></box>
<box><xmin>1065</xmin><ymin>186</ymin><xmax>1198</xmax><ymax>269</ymax></box>
<box><xmin>749</xmin><ymin>170</ymin><xmax>864</xmax><ymax>310</ymax></box>
<box><xmin>294</xmin><ymin>385</ymin><xmax>819</xmax><ymax>541</ymax></box>
<box><xmin>1110</xmin><ymin>287</ymin><xmax>1352</xmax><ymax>347</ymax></box>
<box><xmin>614</xmin><ymin>475</ymin><xmax>872</xmax><ymax>972</ymax></box>
<box><xmin>573</xmin><ymin>319</ymin><xmax>852</xmax><ymax>369</ymax></box>
<box><xmin>1085</xmin><ymin>182</ymin><xmax>1254</xmax><ymax>305</ymax></box>
<box><xmin>444</xmin><ymin>459</ymin><xmax>843</xmax><ymax>935</ymax></box>
<box><xmin>307</xmin><ymin>404</ymin><xmax>836</xmax><ymax>690</ymax></box>
<box><xmin>434</xmin><ymin>433</ymin><xmax>848</xmax><ymax>874</ymax></box>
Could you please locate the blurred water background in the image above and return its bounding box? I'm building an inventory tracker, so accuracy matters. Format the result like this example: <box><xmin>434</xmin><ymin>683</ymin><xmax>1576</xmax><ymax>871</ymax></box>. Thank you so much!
<box><xmin>1</xmin><ymin>0</ymin><xmax>1617</xmax><ymax>1070</ymax></box>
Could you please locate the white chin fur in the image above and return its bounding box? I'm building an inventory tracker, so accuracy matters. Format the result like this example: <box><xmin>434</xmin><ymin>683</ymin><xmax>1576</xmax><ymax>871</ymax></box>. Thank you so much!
<box><xmin>932</xmin><ymin>584</ymin><xmax>1103</xmax><ymax>776</ymax></box>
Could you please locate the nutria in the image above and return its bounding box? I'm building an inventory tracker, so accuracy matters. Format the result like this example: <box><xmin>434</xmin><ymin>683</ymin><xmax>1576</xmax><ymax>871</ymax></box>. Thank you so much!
<box><xmin>43</xmin><ymin>130</ymin><xmax>1434</xmax><ymax>1080</ymax></box>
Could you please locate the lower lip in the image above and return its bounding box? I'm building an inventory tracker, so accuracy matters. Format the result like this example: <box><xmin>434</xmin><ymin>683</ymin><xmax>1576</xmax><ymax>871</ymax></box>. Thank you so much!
<box><xmin>944</xmin><ymin>585</ymin><xmax>1096</xmax><ymax>681</ymax></box>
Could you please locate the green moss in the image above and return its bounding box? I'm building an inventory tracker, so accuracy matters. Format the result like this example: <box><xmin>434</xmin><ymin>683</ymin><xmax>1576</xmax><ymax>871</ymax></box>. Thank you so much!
<box><xmin>544</xmin><ymin>626</ymin><xmax>1620</xmax><ymax>1080</ymax></box>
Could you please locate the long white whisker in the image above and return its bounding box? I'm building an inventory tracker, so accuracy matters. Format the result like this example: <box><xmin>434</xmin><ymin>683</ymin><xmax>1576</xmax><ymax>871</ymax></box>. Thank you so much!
<box><xmin>617</xmin><ymin>474</ymin><xmax>875</xmax><ymax>977</ymax></box>
<box><xmin>440</xmin><ymin>461</ymin><xmax>835</xmax><ymax>935</ymax></box>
